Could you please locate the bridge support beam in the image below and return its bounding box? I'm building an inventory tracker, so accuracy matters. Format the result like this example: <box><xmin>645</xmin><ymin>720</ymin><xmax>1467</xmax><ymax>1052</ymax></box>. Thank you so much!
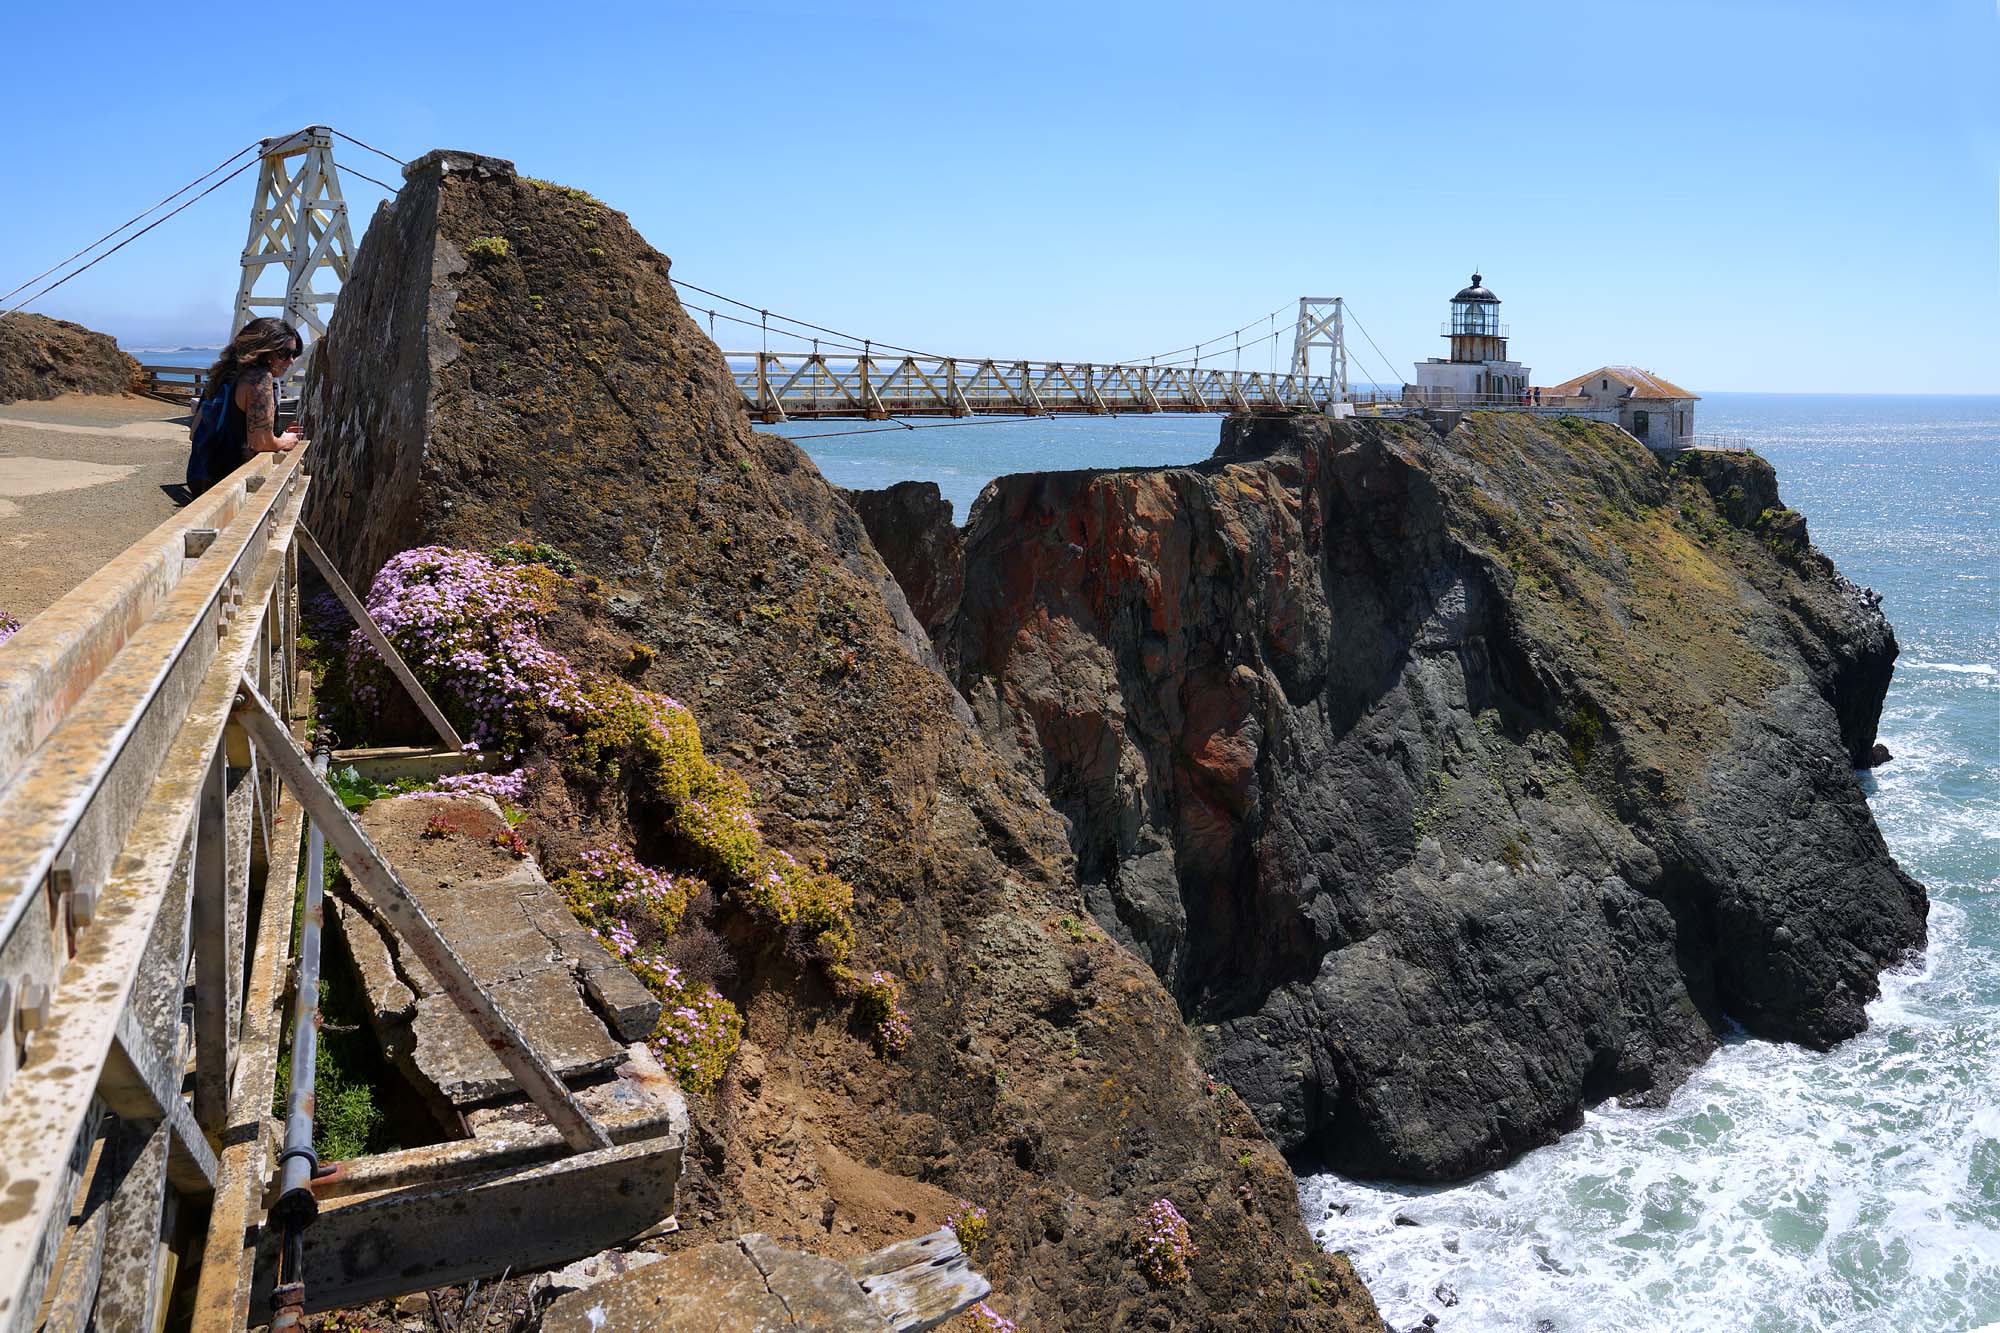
<box><xmin>231</xmin><ymin>126</ymin><xmax>358</xmax><ymax>369</ymax></box>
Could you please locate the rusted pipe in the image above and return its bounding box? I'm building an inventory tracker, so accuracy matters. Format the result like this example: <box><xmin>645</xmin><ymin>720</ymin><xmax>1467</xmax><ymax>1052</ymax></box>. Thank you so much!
<box><xmin>271</xmin><ymin>747</ymin><xmax>331</xmax><ymax>1325</ymax></box>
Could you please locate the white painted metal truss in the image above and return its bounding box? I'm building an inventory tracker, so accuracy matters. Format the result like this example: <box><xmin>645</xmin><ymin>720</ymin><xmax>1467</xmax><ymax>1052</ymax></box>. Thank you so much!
<box><xmin>726</xmin><ymin>352</ymin><xmax>1387</xmax><ymax>422</ymax></box>
<box><xmin>1290</xmin><ymin>296</ymin><xmax>1349</xmax><ymax>398</ymax></box>
<box><xmin>230</xmin><ymin>127</ymin><xmax>357</xmax><ymax>364</ymax></box>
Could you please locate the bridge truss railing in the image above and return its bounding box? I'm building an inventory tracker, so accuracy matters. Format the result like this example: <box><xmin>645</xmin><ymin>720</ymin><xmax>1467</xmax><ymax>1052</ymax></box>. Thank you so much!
<box><xmin>726</xmin><ymin>351</ymin><xmax>1341</xmax><ymax>421</ymax></box>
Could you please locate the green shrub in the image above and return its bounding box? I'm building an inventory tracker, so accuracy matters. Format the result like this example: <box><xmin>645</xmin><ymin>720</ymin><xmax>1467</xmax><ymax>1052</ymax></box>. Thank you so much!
<box><xmin>1564</xmin><ymin>708</ymin><xmax>1602</xmax><ymax>770</ymax></box>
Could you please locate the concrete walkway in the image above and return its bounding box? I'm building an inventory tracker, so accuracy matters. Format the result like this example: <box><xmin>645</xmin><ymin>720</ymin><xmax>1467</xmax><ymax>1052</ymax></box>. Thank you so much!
<box><xmin>0</xmin><ymin>393</ymin><xmax>190</xmax><ymax>625</ymax></box>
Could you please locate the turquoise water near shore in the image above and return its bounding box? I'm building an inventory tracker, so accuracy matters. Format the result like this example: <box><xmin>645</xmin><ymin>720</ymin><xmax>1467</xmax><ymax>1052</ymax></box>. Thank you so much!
<box><xmin>782</xmin><ymin>393</ymin><xmax>2000</xmax><ymax>1333</ymax></box>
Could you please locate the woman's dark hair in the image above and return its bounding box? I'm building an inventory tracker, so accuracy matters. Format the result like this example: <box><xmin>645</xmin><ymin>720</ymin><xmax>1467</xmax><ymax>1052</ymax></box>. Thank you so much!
<box><xmin>203</xmin><ymin>318</ymin><xmax>303</xmax><ymax>400</ymax></box>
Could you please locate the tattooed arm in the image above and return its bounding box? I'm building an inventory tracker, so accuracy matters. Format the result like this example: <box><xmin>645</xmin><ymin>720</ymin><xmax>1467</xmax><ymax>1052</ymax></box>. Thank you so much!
<box><xmin>234</xmin><ymin>367</ymin><xmax>299</xmax><ymax>452</ymax></box>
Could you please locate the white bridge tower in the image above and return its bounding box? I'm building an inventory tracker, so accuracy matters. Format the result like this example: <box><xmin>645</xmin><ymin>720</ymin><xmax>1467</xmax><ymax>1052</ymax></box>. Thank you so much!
<box><xmin>1289</xmin><ymin>297</ymin><xmax>1350</xmax><ymax>404</ymax></box>
<box><xmin>230</xmin><ymin>126</ymin><xmax>357</xmax><ymax>367</ymax></box>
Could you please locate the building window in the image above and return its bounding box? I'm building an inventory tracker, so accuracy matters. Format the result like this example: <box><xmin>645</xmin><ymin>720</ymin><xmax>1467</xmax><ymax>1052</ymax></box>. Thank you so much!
<box><xmin>1633</xmin><ymin>409</ymin><xmax>1650</xmax><ymax>438</ymax></box>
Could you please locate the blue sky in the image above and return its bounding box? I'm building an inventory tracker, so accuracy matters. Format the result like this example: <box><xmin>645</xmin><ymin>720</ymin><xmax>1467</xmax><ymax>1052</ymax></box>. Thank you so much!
<box><xmin>1</xmin><ymin>0</ymin><xmax>1994</xmax><ymax>393</ymax></box>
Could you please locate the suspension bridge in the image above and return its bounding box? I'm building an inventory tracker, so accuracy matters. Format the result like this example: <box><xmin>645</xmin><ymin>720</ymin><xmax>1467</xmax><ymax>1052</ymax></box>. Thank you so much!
<box><xmin>6</xmin><ymin>125</ymin><xmax>1431</xmax><ymax>430</ymax></box>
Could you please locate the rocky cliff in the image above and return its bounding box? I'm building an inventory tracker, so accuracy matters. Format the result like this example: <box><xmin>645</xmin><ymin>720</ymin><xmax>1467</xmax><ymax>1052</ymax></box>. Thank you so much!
<box><xmin>853</xmin><ymin>412</ymin><xmax>1925</xmax><ymax>1181</ymax></box>
<box><xmin>0</xmin><ymin>312</ymin><xmax>143</xmax><ymax>403</ymax></box>
<box><xmin>303</xmin><ymin>151</ymin><xmax>1375</xmax><ymax>1329</ymax></box>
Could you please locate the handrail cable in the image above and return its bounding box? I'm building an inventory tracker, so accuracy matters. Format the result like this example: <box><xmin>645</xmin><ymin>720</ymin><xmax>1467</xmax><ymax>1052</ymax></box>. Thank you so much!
<box><xmin>0</xmin><ymin>141</ymin><xmax>260</xmax><ymax>310</ymax></box>
<box><xmin>3</xmin><ymin>157</ymin><xmax>262</xmax><ymax>320</ymax></box>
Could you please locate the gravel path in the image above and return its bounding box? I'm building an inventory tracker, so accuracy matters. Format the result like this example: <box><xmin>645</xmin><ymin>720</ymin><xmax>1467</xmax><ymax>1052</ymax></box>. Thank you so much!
<box><xmin>0</xmin><ymin>393</ymin><xmax>191</xmax><ymax>624</ymax></box>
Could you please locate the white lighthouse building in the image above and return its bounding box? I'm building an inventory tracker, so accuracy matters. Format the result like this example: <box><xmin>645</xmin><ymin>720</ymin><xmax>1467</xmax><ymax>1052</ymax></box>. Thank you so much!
<box><xmin>1411</xmin><ymin>274</ymin><xmax>1530</xmax><ymax>406</ymax></box>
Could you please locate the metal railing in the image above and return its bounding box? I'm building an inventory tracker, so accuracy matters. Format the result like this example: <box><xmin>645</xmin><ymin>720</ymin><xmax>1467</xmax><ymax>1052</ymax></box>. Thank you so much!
<box><xmin>0</xmin><ymin>447</ymin><xmax>309</xmax><ymax>1330</ymax></box>
<box><xmin>135</xmin><ymin>364</ymin><xmax>212</xmax><ymax>403</ymax></box>
<box><xmin>0</xmin><ymin>447</ymin><xmax>683</xmax><ymax>1329</ymax></box>
<box><xmin>1388</xmin><ymin>387</ymin><xmax>1608</xmax><ymax>412</ymax></box>
<box><xmin>725</xmin><ymin>351</ymin><xmax>1341</xmax><ymax>421</ymax></box>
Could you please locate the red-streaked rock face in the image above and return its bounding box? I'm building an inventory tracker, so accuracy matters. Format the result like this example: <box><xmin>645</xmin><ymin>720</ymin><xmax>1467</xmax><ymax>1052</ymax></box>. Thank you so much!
<box><xmin>302</xmin><ymin>151</ymin><xmax>1377</xmax><ymax>1329</ymax></box>
<box><xmin>927</xmin><ymin>412</ymin><xmax>1924</xmax><ymax>1180</ymax></box>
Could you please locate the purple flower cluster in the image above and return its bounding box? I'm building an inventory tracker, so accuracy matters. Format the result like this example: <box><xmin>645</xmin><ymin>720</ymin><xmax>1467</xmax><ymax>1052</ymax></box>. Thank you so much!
<box><xmin>967</xmin><ymin>1303</ymin><xmax>1016</xmax><ymax>1332</ymax></box>
<box><xmin>1137</xmin><ymin>1197</ymin><xmax>1196</xmax><ymax>1286</ymax></box>
<box><xmin>641</xmin><ymin>965</ymin><xmax>742</xmax><ymax>1093</ymax></box>
<box><xmin>430</xmin><ymin>767</ymin><xmax>530</xmax><ymax>802</ymax></box>
<box><xmin>0</xmin><ymin>611</ymin><xmax>18</xmax><ymax>646</ymax></box>
<box><xmin>946</xmin><ymin>1202</ymin><xmax>989</xmax><ymax>1254</ymax></box>
<box><xmin>866</xmin><ymin>969</ymin><xmax>913</xmax><ymax>1053</ymax></box>
<box><xmin>570</xmin><ymin>847</ymin><xmax>697</xmax><ymax>929</ymax></box>
<box><xmin>302</xmin><ymin>589</ymin><xmax>348</xmax><ymax>641</ymax></box>
<box><xmin>350</xmin><ymin>547</ymin><xmax>588</xmax><ymax>748</ymax></box>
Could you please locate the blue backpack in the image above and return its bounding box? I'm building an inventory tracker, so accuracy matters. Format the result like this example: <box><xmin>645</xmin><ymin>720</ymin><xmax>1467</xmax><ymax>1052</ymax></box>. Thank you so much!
<box><xmin>185</xmin><ymin>380</ymin><xmax>233</xmax><ymax>494</ymax></box>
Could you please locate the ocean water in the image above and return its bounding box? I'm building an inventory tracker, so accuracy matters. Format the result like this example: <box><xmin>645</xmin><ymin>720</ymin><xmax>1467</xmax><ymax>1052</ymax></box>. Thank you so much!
<box><xmin>788</xmin><ymin>393</ymin><xmax>1998</xmax><ymax>1333</ymax></box>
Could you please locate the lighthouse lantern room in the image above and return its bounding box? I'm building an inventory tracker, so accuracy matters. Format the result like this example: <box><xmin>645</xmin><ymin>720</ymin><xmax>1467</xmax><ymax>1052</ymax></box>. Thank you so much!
<box><xmin>1414</xmin><ymin>273</ymin><xmax>1531</xmax><ymax>405</ymax></box>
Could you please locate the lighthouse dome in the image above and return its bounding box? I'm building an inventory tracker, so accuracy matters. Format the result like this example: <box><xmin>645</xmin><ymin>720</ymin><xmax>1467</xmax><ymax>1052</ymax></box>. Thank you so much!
<box><xmin>1452</xmin><ymin>273</ymin><xmax>1500</xmax><ymax>304</ymax></box>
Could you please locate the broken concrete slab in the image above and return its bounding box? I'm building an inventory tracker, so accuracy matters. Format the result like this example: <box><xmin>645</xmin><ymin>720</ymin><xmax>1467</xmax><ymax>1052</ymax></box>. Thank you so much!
<box><xmin>743</xmin><ymin>1233</ymin><xmax>895</xmax><ymax>1331</ymax></box>
<box><xmin>534</xmin><ymin>1229</ymin><xmax>988</xmax><ymax>1333</ymax></box>
<box><xmin>536</xmin><ymin>1237</ymin><xmax>886</xmax><ymax>1333</ymax></box>
<box><xmin>334</xmin><ymin>793</ymin><xmax>659</xmax><ymax>1109</ymax></box>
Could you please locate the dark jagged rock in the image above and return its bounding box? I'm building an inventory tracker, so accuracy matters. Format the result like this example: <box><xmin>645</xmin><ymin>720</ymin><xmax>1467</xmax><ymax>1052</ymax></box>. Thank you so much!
<box><xmin>304</xmin><ymin>151</ymin><xmax>1375</xmax><ymax>1330</ymax></box>
<box><xmin>0</xmin><ymin>312</ymin><xmax>143</xmax><ymax>403</ymax></box>
<box><xmin>837</xmin><ymin>481</ymin><xmax>963</xmax><ymax>638</ymax></box>
<box><xmin>938</xmin><ymin>411</ymin><xmax>1925</xmax><ymax>1180</ymax></box>
<box><xmin>1675</xmin><ymin>448</ymin><xmax>1896</xmax><ymax>767</ymax></box>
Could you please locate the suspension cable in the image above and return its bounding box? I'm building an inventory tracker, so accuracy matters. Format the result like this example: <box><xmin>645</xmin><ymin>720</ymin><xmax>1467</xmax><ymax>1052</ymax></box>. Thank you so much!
<box><xmin>1342</xmin><ymin>304</ymin><xmax>1408</xmax><ymax>391</ymax></box>
<box><xmin>3</xmin><ymin>156</ymin><xmax>261</xmax><ymax>320</ymax></box>
<box><xmin>0</xmin><ymin>141</ymin><xmax>260</xmax><ymax>309</ymax></box>
<box><xmin>328</xmin><ymin>128</ymin><xmax>407</xmax><ymax>168</ymax></box>
<box><xmin>337</xmin><ymin>162</ymin><xmax>401</xmax><ymax>194</ymax></box>
<box><xmin>669</xmin><ymin>277</ymin><xmax>955</xmax><ymax>362</ymax></box>
<box><xmin>1119</xmin><ymin>300</ymin><xmax>1293</xmax><ymax>367</ymax></box>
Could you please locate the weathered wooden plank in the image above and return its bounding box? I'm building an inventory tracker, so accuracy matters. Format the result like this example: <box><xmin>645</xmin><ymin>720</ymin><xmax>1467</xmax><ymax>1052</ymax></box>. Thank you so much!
<box><xmin>0</xmin><ymin>466</ymin><xmax>254</xmax><ymax>791</ymax></box>
<box><xmin>189</xmin><ymin>744</ymin><xmax>231</xmax><ymax>1133</ymax></box>
<box><xmin>847</xmin><ymin>1227</ymin><xmax>991</xmax><ymax>1332</ymax></box>
<box><xmin>93</xmin><ymin>1119</ymin><xmax>171</xmax><ymax>1333</ymax></box>
<box><xmin>274</xmin><ymin>1132</ymin><xmax>683</xmax><ymax>1314</ymax></box>
<box><xmin>189</xmin><ymin>673</ymin><xmax>310</xmax><ymax>1333</ymax></box>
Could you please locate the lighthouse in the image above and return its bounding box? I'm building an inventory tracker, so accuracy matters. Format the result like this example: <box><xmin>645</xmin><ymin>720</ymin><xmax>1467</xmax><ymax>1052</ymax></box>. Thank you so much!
<box><xmin>1413</xmin><ymin>273</ymin><xmax>1531</xmax><ymax>406</ymax></box>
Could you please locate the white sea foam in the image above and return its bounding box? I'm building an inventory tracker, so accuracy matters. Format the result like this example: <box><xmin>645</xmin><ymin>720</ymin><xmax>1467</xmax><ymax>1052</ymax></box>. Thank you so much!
<box><xmin>1300</xmin><ymin>419</ymin><xmax>2000</xmax><ymax>1331</ymax></box>
<box><xmin>1906</xmin><ymin>660</ymin><xmax>1998</xmax><ymax>678</ymax></box>
<box><xmin>1301</xmin><ymin>901</ymin><xmax>2000</xmax><ymax>1330</ymax></box>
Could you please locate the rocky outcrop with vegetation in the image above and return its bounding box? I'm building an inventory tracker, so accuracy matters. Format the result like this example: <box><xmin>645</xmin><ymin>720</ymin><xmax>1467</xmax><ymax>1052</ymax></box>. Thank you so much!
<box><xmin>302</xmin><ymin>150</ymin><xmax>1376</xmax><ymax>1330</ymax></box>
<box><xmin>0</xmin><ymin>312</ymin><xmax>143</xmax><ymax>403</ymax></box>
<box><xmin>876</xmin><ymin>411</ymin><xmax>1925</xmax><ymax>1181</ymax></box>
